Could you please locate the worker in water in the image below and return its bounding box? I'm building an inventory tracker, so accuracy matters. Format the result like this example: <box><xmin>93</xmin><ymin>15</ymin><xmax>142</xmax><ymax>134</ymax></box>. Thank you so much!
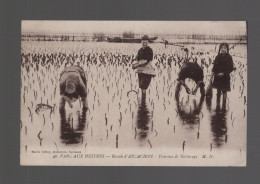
<box><xmin>59</xmin><ymin>65</ymin><xmax>88</xmax><ymax>111</ymax></box>
<box><xmin>175</xmin><ymin>49</ymin><xmax>205</xmax><ymax>97</ymax></box>
<box><xmin>211</xmin><ymin>42</ymin><xmax>234</xmax><ymax>105</ymax></box>
<box><xmin>132</xmin><ymin>35</ymin><xmax>156</xmax><ymax>99</ymax></box>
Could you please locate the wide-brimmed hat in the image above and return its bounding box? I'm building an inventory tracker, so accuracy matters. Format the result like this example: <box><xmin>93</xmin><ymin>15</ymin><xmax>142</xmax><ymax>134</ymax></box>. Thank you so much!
<box><xmin>141</xmin><ymin>35</ymin><xmax>149</xmax><ymax>41</ymax></box>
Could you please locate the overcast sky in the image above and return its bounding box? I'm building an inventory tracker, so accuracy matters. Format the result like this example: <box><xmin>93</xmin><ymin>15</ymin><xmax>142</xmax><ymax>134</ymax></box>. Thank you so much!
<box><xmin>22</xmin><ymin>21</ymin><xmax>247</xmax><ymax>36</ymax></box>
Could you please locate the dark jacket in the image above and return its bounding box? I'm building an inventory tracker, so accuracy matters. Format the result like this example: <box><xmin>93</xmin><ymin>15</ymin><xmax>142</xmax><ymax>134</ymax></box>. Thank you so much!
<box><xmin>136</xmin><ymin>46</ymin><xmax>156</xmax><ymax>76</ymax></box>
<box><xmin>212</xmin><ymin>46</ymin><xmax>234</xmax><ymax>91</ymax></box>
<box><xmin>136</xmin><ymin>46</ymin><xmax>153</xmax><ymax>62</ymax></box>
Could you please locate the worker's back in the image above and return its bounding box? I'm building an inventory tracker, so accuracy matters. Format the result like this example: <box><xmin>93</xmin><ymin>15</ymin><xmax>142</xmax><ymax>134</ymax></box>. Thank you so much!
<box><xmin>179</xmin><ymin>62</ymin><xmax>204</xmax><ymax>83</ymax></box>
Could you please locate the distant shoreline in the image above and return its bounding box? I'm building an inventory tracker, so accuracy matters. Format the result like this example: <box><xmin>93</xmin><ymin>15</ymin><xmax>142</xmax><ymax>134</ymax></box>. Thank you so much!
<box><xmin>21</xmin><ymin>40</ymin><xmax>247</xmax><ymax>45</ymax></box>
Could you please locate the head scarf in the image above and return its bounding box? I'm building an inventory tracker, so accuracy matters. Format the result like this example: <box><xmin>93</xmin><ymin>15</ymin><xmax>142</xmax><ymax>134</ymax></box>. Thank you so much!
<box><xmin>218</xmin><ymin>42</ymin><xmax>229</xmax><ymax>55</ymax></box>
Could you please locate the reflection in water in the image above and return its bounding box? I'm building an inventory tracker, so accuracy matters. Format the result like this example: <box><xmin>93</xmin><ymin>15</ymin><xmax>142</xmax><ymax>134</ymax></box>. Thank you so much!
<box><xmin>208</xmin><ymin>98</ymin><xmax>228</xmax><ymax>147</ymax></box>
<box><xmin>136</xmin><ymin>96</ymin><xmax>151</xmax><ymax>146</ymax></box>
<box><xmin>175</xmin><ymin>95</ymin><xmax>204</xmax><ymax>128</ymax></box>
<box><xmin>60</xmin><ymin>109</ymin><xmax>87</xmax><ymax>145</ymax></box>
<box><xmin>206</xmin><ymin>95</ymin><xmax>212</xmax><ymax>112</ymax></box>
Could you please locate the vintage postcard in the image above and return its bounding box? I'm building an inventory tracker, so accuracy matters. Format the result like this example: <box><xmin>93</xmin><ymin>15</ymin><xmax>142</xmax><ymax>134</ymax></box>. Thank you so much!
<box><xmin>20</xmin><ymin>21</ymin><xmax>247</xmax><ymax>166</ymax></box>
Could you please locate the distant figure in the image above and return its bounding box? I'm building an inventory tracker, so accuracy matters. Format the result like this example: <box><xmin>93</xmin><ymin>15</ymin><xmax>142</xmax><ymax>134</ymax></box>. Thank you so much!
<box><xmin>164</xmin><ymin>40</ymin><xmax>169</xmax><ymax>48</ymax></box>
<box><xmin>184</xmin><ymin>48</ymin><xmax>189</xmax><ymax>59</ymax></box>
<box><xmin>59</xmin><ymin>66</ymin><xmax>88</xmax><ymax>111</ymax></box>
<box><xmin>132</xmin><ymin>35</ymin><xmax>156</xmax><ymax>98</ymax></box>
<box><xmin>175</xmin><ymin>62</ymin><xmax>205</xmax><ymax>97</ymax></box>
<box><xmin>212</xmin><ymin>43</ymin><xmax>234</xmax><ymax>105</ymax></box>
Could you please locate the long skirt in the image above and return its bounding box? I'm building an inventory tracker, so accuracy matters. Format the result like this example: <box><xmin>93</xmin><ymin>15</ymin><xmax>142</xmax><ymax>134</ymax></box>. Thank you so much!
<box><xmin>212</xmin><ymin>74</ymin><xmax>231</xmax><ymax>92</ymax></box>
<box><xmin>138</xmin><ymin>73</ymin><xmax>152</xmax><ymax>89</ymax></box>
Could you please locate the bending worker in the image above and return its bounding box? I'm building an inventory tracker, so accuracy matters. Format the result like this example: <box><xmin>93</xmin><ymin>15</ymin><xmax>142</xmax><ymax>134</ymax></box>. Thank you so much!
<box><xmin>175</xmin><ymin>59</ymin><xmax>205</xmax><ymax>97</ymax></box>
<box><xmin>59</xmin><ymin>65</ymin><xmax>88</xmax><ymax>111</ymax></box>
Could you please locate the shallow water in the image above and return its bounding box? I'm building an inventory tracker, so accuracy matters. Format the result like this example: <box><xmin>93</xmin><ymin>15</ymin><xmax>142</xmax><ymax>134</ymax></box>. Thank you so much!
<box><xmin>20</xmin><ymin>41</ymin><xmax>247</xmax><ymax>154</ymax></box>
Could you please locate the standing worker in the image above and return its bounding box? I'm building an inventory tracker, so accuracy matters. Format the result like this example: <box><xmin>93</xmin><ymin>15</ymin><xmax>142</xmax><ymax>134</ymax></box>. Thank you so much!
<box><xmin>59</xmin><ymin>65</ymin><xmax>88</xmax><ymax>111</ymax></box>
<box><xmin>164</xmin><ymin>39</ymin><xmax>169</xmax><ymax>48</ymax></box>
<box><xmin>211</xmin><ymin>43</ymin><xmax>234</xmax><ymax>105</ymax></box>
<box><xmin>132</xmin><ymin>35</ymin><xmax>156</xmax><ymax>98</ymax></box>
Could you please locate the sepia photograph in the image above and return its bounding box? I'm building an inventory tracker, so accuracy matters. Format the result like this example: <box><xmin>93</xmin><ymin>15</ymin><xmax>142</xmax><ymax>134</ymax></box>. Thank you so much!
<box><xmin>20</xmin><ymin>21</ymin><xmax>247</xmax><ymax>166</ymax></box>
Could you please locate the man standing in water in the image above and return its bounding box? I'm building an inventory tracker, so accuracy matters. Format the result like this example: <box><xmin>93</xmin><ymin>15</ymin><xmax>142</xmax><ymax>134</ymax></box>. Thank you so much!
<box><xmin>175</xmin><ymin>48</ymin><xmax>205</xmax><ymax>97</ymax></box>
<box><xmin>59</xmin><ymin>65</ymin><xmax>88</xmax><ymax>111</ymax></box>
<box><xmin>132</xmin><ymin>35</ymin><xmax>156</xmax><ymax>98</ymax></box>
<box><xmin>163</xmin><ymin>39</ymin><xmax>169</xmax><ymax>48</ymax></box>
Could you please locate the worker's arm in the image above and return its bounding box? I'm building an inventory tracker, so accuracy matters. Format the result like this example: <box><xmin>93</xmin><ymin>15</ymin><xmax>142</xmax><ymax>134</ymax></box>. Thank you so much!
<box><xmin>61</xmin><ymin>95</ymin><xmax>73</xmax><ymax>108</ymax></box>
<box><xmin>59</xmin><ymin>95</ymin><xmax>66</xmax><ymax>111</ymax></box>
<box><xmin>59</xmin><ymin>77</ymin><xmax>73</xmax><ymax>109</ymax></box>
<box><xmin>132</xmin><ymin>59</ymin><xmax>148</xmax><ymax>69</ymax></box>
<box><xmin>132</xmin><ymin>62</ymin><xmax>139</xmax><ymax>69</ymax></box>
<box><xmin>78</xmin><ymin>77</ymin><xmax>88</xmax><ymax>110</ymax></box>
<box><xmin>132</xmin><ymin>48</ymin><xmax>152</xmax><ymax>69</ymax></box>
<box><xmin>192</xmin><ymin>81</ymin><xmax>203</xmax><ymax>95</ymax></box>
<box><xmin>179</xmin><ymin>80</ymin><xmax>191</xmax><ymax>94</ymax></box>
